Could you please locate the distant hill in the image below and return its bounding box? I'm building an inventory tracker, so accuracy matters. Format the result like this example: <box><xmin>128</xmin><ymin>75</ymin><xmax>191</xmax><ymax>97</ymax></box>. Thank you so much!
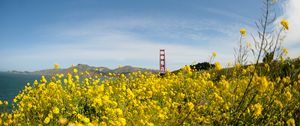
<box><xmin>8</xmin><ymin>64</ymin><xmax>158</xmax><ymax>75</ymax></box>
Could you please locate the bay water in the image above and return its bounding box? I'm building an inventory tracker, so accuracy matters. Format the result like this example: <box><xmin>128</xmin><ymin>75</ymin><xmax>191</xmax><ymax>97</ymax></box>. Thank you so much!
<box><xmin>0</xmin><ymin>72</ymin><xmax>41</xmax><ymax>102</ymax></box>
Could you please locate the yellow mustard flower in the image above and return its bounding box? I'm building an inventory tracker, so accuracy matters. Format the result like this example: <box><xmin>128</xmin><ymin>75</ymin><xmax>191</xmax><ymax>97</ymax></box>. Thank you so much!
<box><xmin>240</xmin><ymin>28</ymin><xmax>247</xmax><ymax>36</ymax></box>
<box><xmin>44</xmin><ymin>117</ymin><xmax>50</xmax><ymax>124</ymax></box>
<box><xmin>283</xmin><ymin>48</ymin><xmax>288</xmax><ymax>55</ymax></box>
<box><xmin>73</xmin><ymin>68</ymin><xmax>78</xmax><ymax>73</ymax></box>
<box><xmin>253</xmin><ymin>103</ymin><xmax>262</xmax><ymax>117</ymax></box>
<box><xmin>4</xmin><ymin>101</ymin><xmax>8</xmax><ymax>106</ymax></box>
<box><xmin>285</xmin><ymin>91</ymin><xmax>292</xmax><ymax>101</ymax></box>
<box><xmin>187</xmin><ymin>102</ymin><xmax>194</xmax><ymax>111</ymax></box>
<box><xmin>214</xmin><ymin>92</ymin><xmax>224</xmax><ymax>103</ymax></box>
<box><xmin>281</xmin><ymin>19</ymin><xmax>289</xmax><ymax>30</ymax></box>
<box><xmin>59</xmin><ymin>117</ymin><xmax>68</xmax><ymax>125</ymax></box>
<box><xmin>54</xmin><ymin>63</ymin><xmax>60</xmax><ymax>70</ymax></box>
<box><xmin>215</xmin><ymin>62</ymin><xmax>222</xmax><ymax>70</ymax></box>
<box><xmin>178</xmin><ymin>93</ymin><xmax>185</xmax><ymax>99</ymax></box>
<box><xmin>41</xmin><ymin>75</ymin><xmax>47</xmax><ymax>83</ymax></box>
<box><xmin>212</xmin><ymin>52</ymin><xmax>217</xmax><ymax>57</ymax></box>
<box><xmin>118</xmin><ymin>118</ymin><xmax>126</xmax><ymax>126</ymax></box>
<box><xmin>258</xmin><ymin>76</ymin><xmax>269</xmax><ymax>93</ymax></box>
<box><xmin>82</xmin><ymin>117</ymin><xmax>90</xmax><ymax>123</ymax></box>
<box><xmin>274</xmin><ymin>100</ymin><xmax>283</xmax><ymax>109</ymax></box>
<box><xmin>3</xmin><ymin>58</ymin><xmax>300</xmax><ymax>125</ymax></box>
<box><xmin>53</xmin><ymin>107</ymin><xmax>60</xmax><ymax>114</ymax></box>
<box><xmin>287</xmin><ymin>118</ymin><xmax>295</xmax><ymax>126</ymax></box>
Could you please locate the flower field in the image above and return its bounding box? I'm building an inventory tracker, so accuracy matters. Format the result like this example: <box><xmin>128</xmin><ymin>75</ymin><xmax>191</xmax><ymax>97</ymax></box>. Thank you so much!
<box><xmin>1</xmin><ymin>59</ymin><xmax>300</xmax><ymax>125</ymax></box>
<box><xmin>1</xmin><ymin>0</ymin><xmax>299</xmax><ymax>125</ymax></box>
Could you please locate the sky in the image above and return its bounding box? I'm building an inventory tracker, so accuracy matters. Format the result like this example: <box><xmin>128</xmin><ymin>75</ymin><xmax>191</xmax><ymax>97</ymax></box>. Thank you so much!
<box><xmin>0</xmin><ymin>0</ymin><xmax>299</xmax><ymax>71</ymax></box>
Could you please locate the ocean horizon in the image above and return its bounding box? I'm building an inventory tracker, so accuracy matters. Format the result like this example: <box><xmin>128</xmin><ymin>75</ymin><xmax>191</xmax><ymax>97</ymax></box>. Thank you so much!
<box><xmin>0</xmin><ymin>72</ymin><xmax>40</xmax><ymax>103</ymax></box>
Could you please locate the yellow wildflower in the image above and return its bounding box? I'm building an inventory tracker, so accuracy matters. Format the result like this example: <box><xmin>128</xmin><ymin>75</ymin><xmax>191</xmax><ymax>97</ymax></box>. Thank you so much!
<box><xmin>115</xmin><ymin>108</ymin><xmax>123</xmax><ymax>116</ymax></box>
<box><xmin>68</xmin><ymin>122</ymin><xmax>75</xmax><ymax>126</ymax></box>
<box><xmin>54</xmin><ymin>63</ymin><xmax>60</xmax><ymax>70</ymax></box>
<box><xmin>73</xmin><ymin>68</ymin><xmax>78</xmax><ymax>73</ymax></box>
<box><xmin>214</xmin><ymin>93</ymin><xmax>224</xmax><ymax>103</ymax></box>
<box><xmin>28</xmin><ymin>103</ymin><xmax>32</xmax><ymax>108</ymax></box>
<box><xmin>274</xmin><ymin>100</ymin><xmax>283</xmax><ymax>109</ymax></box>
<box><xmin>83</xmin><ymin>117</ymin><xmax>90</xmax><ymax>123</ymax></box>
<box><xmin>41</xmin><ymin>75</ymin><xmax>47</xmax><ymax>83</ymax></box>
<box><xmin>240</xmin><ymin>28</ymin><xmax>247</xmax><ymax>36</ymax></box>
<box><xmin>59</xmin><ymin>117</ymin><xmax>68</xmax><ymax>125</ymax></box>
<box><xmin>147</xmin><ymin>122</ymin><xmax>154</xmax><ymax>126</ymax></box>
<box><xmin>253</xmin><ymin>103</ymin><xmax>262</xmax><ymax>117</ymax></box>
<box><xmin>264</xmin><ymin>63</ymin><xmax>270</xmax><ymax>72</ymax></box>
<box><xmin>215</xmin><ymin>62</ymin><xmax>222</xmax><ymax>70</ymax></box>
<box><xmin>283</xmin><ymin>48</ymin><xmax>288</xmax><ymax>55</ymax></box>
<box><xmin>158</xmin><ymin>113</ymin><xmax>167</xmax><ymax>120</ymax></box>
<box><xmin>4</xmin><ymin>101</ymin><xmax>8</xmax><ymax>106</ymax></box>
<box><xmin>258</xmin><ymin>76</ymin><xmax>269</xmax><ymax>93</ymax></box>
<box><xmin>75</xmin><ymin>75</ymin><xmax>80</xmax><ymax>81</ymax></box>
<box><xmin>212</xmin><ymin>52</ymin><xmax>217</xmax><ymax>57</ymax></box>
<box><xmin>4</xmin><ymin>57</ymin><xmax>300</xmax><ymax>125</ymax></box>
<box><xmin>127</xmin><ymin>89</ymin><xmax>135</xmax><ymax>99</ymax></box>
<box><xmin>287</xmin><ymin>118</ymin><xmax>295</xmax><ymax>126</ymax></box>
<box><xmin>0</xmin><ymin>100</ymin><xmax>2</xmax><ymax>105</ymax></box>
<box><xmin>187</xmin><ymin>102</ymin><xmax>194</xmax><ymax>111</ymax></box>
<box><xmin>182</xmin><ymin>65</ymin><xmax>192</xmax><ymax>75</ymax></box>
<box><xmin>235</xmin><ymin>63</ymin><xmax>241</xmax><ymax>69</ymax></box>
<box><xmin>75</xmin><ymin>123</ymin><xmax>84</xmax><ymax>126</ymax></box>
<box><xmin>52</xmin><ymin>107</ymin><xmax>60</xmax><ymax>114</ymax></box>
<box><xmin>44</xmin><ymin>117</ymin><xmax>50</xmax><ymax>124</ymax></box>
<box><xmin>281</xmin><ymin>19</ymin><xmax>289</xmax><ymax>30</ymax></box>
<box><xmin>178</xmin><ymin>93</ymin><xmax>185</xmax><ymax>99</ymax></box>
<box><xmin>183</xmin><ymin>65</ymin><xmax>191</xmax><ymax>72</ymax></box>
<box><xmin>118</xmin><ymin>118</ymin><xmax>126</xmax><ymax>126</ymax></box>
<box><xmin>285</xmin><ymin>91</ymin><xmax>292</xmax><ymax>101</ymax></box>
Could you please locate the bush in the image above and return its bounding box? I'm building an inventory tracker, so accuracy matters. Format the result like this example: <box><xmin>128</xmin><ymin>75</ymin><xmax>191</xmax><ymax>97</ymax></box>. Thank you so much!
<box><xmin>0</xmin><ymin>64</ymin><xmax>299</xmax><ymax>125</ymax></box>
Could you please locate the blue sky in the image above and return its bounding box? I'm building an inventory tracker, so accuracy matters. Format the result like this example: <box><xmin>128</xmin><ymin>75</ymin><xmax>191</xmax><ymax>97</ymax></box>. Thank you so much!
<box><xmin>0</xmin><ymin>0</ymin><xmax>299</xmax><ymax>71</ymax></box>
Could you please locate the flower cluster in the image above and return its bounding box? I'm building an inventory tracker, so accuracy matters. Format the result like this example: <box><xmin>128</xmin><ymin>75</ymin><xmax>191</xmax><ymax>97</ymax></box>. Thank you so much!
<box><xmin>240</xmin><ymin>28</ymin><xmax>247</xmax><ymax>37</ymax></box>
<box><xmin>0</xmin><ymin>61</ymin><xmax>299</xmax><ymax>125</ymax></box>
<box><xmin>281</xmin><ymin>19</ymin><xmax>289</xmax><ymax>30</ymax></box>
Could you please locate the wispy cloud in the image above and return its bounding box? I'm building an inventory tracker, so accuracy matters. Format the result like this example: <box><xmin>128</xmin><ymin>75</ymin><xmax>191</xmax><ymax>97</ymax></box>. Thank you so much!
<box><xmin>203</xmin><ymin>7</ymin><xmax>254</xmax><ymax>25</ymax></box>
<box><xmin>2</xmin><ymin>1</ymin><xmax>298</xmax><ymax>71</ymax></box>
<box><xmin>1</xmin><ymin>17</ymin><xmax>239</xmax><ymax>71</ymax></box>
<box><xmin>52</xmin><ymin>17</ymin><xmax>239</xmax><ymax>44</ymax></box>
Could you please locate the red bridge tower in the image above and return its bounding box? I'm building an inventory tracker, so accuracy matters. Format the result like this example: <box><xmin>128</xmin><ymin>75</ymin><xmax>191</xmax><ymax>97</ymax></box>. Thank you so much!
<box><xmin>159</xmin><ymin>49</ymin><xmax>166</xmax><ymax>74</ymax></box>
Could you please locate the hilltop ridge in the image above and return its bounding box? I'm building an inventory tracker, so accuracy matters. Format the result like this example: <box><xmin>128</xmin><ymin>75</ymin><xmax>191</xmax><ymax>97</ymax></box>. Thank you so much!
<box><xmin>8</xmin><ymin>64</ymin><xmax>158</xmax><ymax>75</ymax></box>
